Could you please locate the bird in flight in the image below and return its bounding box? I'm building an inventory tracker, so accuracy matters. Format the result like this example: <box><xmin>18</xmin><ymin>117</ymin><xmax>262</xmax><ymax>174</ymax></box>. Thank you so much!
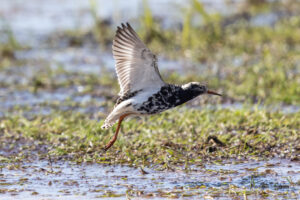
<box><xmin>102</xmin><ymin>23</ymin><xmax>221</xmax><ymax>151</ymax></box>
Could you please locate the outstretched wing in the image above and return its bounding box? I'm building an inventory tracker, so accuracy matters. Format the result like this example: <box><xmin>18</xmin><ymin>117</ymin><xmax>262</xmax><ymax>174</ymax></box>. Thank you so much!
<box><xmin>112</xmin><ymin>23</ymin><xmax>165</xmax><ymax>96</ymax></box>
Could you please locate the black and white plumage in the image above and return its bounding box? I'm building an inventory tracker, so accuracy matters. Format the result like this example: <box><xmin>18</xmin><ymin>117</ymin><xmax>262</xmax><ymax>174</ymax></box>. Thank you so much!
<box><xmin>102</xmin><ymin>23</ymin><xmax>221</xmax><ymax>151</ymax></box>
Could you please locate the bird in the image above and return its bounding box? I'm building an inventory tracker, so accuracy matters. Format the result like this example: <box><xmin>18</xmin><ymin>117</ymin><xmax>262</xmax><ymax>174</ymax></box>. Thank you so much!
<box><xmin>102</xmin><ymin>23</ymin><xmax>221</xmax><ymax>151</ymax></box>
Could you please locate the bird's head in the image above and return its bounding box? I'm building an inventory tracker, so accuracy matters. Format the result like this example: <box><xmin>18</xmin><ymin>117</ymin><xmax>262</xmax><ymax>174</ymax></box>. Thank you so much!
<box><xmin>181</xmin><ymin>82</ymin><xmax>222</xmax><ymax>97</ymax></box>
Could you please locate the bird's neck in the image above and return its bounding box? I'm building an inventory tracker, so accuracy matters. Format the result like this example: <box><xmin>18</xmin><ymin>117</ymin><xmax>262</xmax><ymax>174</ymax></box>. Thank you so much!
<box><xmin>160</xmin><ymin>84</ymin><xmax>200</xmax><ymax>107</ymax></box>
<box><xmin>180</xmin><ymin>86</ymin><xmax>201</xmax><ymax>101</ymax></box>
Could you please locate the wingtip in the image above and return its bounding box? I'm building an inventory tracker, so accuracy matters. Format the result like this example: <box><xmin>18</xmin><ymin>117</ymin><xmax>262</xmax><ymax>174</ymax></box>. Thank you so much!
<box><xmin>119</xmin><ymin>22</ymin><xmax>132</xmax><ymax>29</ymax></box>
<box><xmin>127</xmin><ymin>23</ymin><xmax>133</xmax><ymax>30</ymax></box>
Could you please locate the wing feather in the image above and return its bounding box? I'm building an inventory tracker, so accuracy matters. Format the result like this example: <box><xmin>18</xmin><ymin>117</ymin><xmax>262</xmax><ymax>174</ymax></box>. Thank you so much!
<box><xmin>112</xmin><ymin>23</ymin><xmax>165</xmax><ymax>95</ymax></box>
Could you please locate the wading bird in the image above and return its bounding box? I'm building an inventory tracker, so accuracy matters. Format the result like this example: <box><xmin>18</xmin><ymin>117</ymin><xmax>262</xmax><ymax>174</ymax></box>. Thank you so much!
<box><xmin>102</xmin><ymin>23</ymin><xmax>221</xmax><ymax>151</ymax></box>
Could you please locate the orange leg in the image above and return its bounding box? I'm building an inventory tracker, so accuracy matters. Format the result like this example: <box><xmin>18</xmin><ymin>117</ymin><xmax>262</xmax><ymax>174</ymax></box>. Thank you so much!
<box><xmin>104</xmin><ymin>114</ymin><xmax>129</xmax><ymax>151</ymax></box>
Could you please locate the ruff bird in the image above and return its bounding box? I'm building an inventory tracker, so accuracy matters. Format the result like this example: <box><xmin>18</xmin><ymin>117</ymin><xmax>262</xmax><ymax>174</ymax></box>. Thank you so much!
<box><xmin>102</xmin><ymin>23</ymin><xmax>221</xmax><ymax>151</ymax></box>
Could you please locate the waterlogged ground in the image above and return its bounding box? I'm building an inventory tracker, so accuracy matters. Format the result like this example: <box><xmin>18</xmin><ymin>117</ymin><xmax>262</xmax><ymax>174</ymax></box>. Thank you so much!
<box><xmin>0</xmin><ymin>108</ymin><xmax>299</xmax><ymax>199</ymax></box>
<box><xmin>1</xmin><ymin>159</ymin><xmax>299</xmax><ymax>199</ymax></box>
<box><xmin>0</xmin><ymin>0</ymin><xmax>300</xmax><ymax>199</ymax></box>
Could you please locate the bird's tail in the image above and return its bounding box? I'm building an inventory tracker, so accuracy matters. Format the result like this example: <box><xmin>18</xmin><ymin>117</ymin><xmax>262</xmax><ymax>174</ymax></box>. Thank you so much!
<box><xmin>101</xmin><ymin>100</ymin><xmax>135</xmax><ymax>129</ymax></box>
<box><xmin>101</xmin><ymin>113</ymin><xmax>118</xmax><ymax>129</ymax></box>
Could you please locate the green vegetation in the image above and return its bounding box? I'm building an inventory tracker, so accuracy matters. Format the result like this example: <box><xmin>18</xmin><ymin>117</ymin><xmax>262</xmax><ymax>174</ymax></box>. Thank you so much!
<box><xmin>138</xmin><ymin>1</ymin><xmax>300</xmax><ymax>105</ymax></box>
<box><xmin>1</xmin><ymin>106</ymin><xmax>299</xmax><ymax>198</ymax></box>
<box><xmin>1</xmin><ymin>108</ymin><xmax>299</xmax><ymax>165</ymax></box>
<box><xmin>0</xmin><ymin>23</ymin><xmax>25</xmax><ymax>68</ymax></box>
<box><xmin>39</xmin><ymin>0</ymin><xmax>300</xmax><ymax>105</ymax></box>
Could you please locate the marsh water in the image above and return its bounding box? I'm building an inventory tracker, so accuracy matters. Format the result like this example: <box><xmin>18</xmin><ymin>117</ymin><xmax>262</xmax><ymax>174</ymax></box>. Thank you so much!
<box><xmin>0</xmin><ymin>0</ymin><xmax>300</xmax><ymax>199</ymax></box>
<box><xmin>1</xmin><ymin>159</ymin><xmax>300</xmax><ymax>199</ymax></box>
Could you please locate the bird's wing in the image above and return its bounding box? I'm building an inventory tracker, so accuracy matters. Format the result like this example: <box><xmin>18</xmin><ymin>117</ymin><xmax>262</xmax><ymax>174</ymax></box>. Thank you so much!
<box><xmin>112</xmin><ymin>23</ymin><xmax>165</xmax><ymax>96</ymax></box>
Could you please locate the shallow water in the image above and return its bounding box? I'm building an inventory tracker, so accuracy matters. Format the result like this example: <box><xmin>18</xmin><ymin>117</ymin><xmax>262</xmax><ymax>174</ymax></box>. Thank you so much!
<box><xmin>0</xmin><ymin>159</ymin><xmax>299</xmax><ymax>199</ymax></box>
<box><xmin>0</xmin><ymin>0</ymin><xmax>243</xmax><ymax>40</ymax></box>
<box><xmin>0</xmin><ymin>85</ymin><xmax>105</xmax><ymax>117</ymax></box>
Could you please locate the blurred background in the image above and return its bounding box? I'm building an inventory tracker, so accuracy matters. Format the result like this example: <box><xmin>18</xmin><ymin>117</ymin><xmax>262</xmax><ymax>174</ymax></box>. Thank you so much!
<box><xmin>0</xmin><ymin>0</ymin><xmax>299</xmax><ymax>117</ymax></box>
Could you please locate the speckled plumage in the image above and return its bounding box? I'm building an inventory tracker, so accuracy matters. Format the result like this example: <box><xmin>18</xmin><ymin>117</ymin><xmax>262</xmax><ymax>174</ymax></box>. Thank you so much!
<box><xmin>115</xmin><ymin>90</ymin><xmax>142</xmax><ymax>106</ymax></box>
<box><xmin>135</xmin><ymin>84</ymin><xmax>205</xmax><ymax>114</ymax></box>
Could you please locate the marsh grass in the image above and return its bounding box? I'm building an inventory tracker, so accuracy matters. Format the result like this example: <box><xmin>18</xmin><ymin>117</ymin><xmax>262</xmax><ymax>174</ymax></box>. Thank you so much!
<box><xmin>137</xmin><ymin>1</ymin><xmax>300</xmax><ymax>105</ymax></box>
<box><xmin>0</xmin><ymin>23</ymin><xmax>25</xmax><ymax>68</ymax></box>
<box><xmin>1</xmin><ymin>107</ymin><xmax>299</xmax><ymax>167</ymax></box>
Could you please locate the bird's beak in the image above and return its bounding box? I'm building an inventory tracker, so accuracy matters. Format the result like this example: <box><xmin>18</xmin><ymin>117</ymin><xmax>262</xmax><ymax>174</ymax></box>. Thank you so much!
<box><xmin>207</xmin><ymin>90</ymin><xmax>222</xmax><ymax>96</ymax></box>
